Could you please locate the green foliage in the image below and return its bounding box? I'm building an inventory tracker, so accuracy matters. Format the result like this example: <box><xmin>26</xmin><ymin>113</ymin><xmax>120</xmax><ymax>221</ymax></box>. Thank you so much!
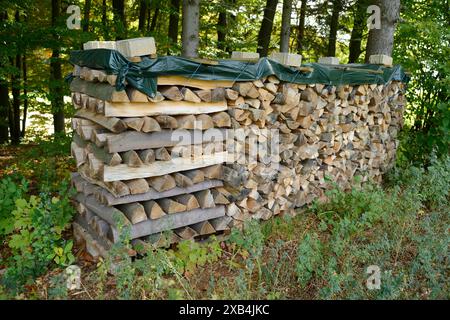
<box><xmin>1</xmin><ymin>178</ymin><xmax>75</xmax><ymax>293</ymax></box>
<box><xmin>0</xmin><ymin>176</ymin><xmax>28</xmax><ymax>236</ymax></box>
<box><xmin>394</xmin><ymin>0</ymin><xmax>450</xmax><ymax>165</ymax></box>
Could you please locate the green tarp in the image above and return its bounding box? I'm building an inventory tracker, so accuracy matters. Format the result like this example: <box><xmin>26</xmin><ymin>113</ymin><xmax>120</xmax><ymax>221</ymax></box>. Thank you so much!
<box><xmin>69</xmin><ymin>49</ymin><xmax>409</xmax><ymax>98</ymax></box>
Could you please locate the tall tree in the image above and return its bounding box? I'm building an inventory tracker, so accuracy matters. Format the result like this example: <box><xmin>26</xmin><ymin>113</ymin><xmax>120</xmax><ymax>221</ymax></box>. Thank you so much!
<box><xmin>149</xmin><ymin>8</ymin><xmax>159</xmax><ymax>32</ymax></box>
<box><xmin>21</xmin><ymin>53</ymin><xmax>27</xmax><ymax>138</ymax></box>
<box><xmin>168</xmin><ymin>0</ymin><xmax>181</xmax><ymax>46</ymax></box>
<box><xmin>138</xmin><ymin>0</ymin><xmax>148</xmax><ymax>32</ymax></box>
<box><xmin>257</xmin><ymin>0</ymin><xmax>278</xmax><ymax>57</ymax></box>
<box><xmin>217</xmin><ymin>1</ymin><xmax>227</xmax><ymax>52</ymax></box>
<box><xmin>112</xmin><ymin>0</ymin><xmax>126</xmax><ymax>39</ymax></box>
<box><xmin>327</xmin><ymin>0</ymin><xmax>343</xmax><ymax>57</ymax></box>
<box><xmin>280</xmin><ymin>0</ymin><xmax>293</xmax><ymax>52</ymax></box>
<box><xmin>348</xmin><ymin>0</ymin><xmax>366</xmax><ymax>63</ymax></box>
<box><xmin>50</xmin><ymin>0</ymin><xmax>65</xmax><ymax>134</ymax></box>
<box><xmin>365</xmin><ymin>0</ymin><xmax>400</xmax><ymax>61</ymax></box>
<box><xmin>181</xmin><ymin>0</ymin><xmax>200</xmax><ymax>58</ymax></box>
<box><xmin>0</xmin><ymin>10</ymin><xmax>9</xmax><ymax>143</ymax></box>
<box><xmin>102</xmin><ymin>0</ymin><xmax>107</xmax><ymax>28</ymax></box>
<box><xmin>83</xmin><ymin>0</ymin><xmax>91</xmax><ymax>32</ymax></box>
<box><xmin>296</xmin><ymin>0</ymin><xmax>307</xmax><ymax>54</ymax></box>
<box><xmin>10</xmin><ymin>11</ymin><xmax>22</xmax><ymax>144</ymax></box>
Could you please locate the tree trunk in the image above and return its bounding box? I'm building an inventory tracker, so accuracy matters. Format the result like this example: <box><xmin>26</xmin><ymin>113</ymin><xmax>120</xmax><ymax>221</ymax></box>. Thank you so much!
<box><xmin>257</xmin><ymin>0</ymin><xmax>278</xmax><ymax>57</ymax></box>
<box><xmin>168</xmin><ymin>0</ymin><xmax>181</xmax><ymax>45</ymax></box>
<box><xmin>0</xmin><ymin>81</ymin><xmax>9</xmax><ymax>143</ymax></box>
<box><xmin>327</xmin><ymin>0</ymin><xmax>342</xmax><ymax>57</ymax></box>
<box><xmin>102</xmin><ymin>0</ymin><xmax>107</xmax><ymax>27</ymax></box>
<box><xmin>181</xmin><ymin>0</ymin><xmax>200</xmax><ymax>58</ymax></box>
<box><xmin>217</xmin><ymin>1</ymin><xmax>227</xmax><ymax>51</ymax></box>
<box><xmin>10</xmin><ymin>11</ymin><xmax>21</xmax><ymax>145</ymax></box>
<box><xmin>296</xmin><ymin>0</ymin><xmax>307</xmax><ymax>54</ymax></box>
<box><xmin>280</xmin><ymin>0</ymin><xmax>293</xmax><ymax>52</ymax></box>
<box><xmin>21</xmin><ymin>53</ymin><xmax>27</xmax><ymax>138</ymax></box>
<box><xmin>149</xmin><ymin>8</ymin><xmax>159</xmax><ymax>32</ymax></box>
<box><xmin>365</xmin><ymin>0</ymin><xmax>400</xmax><ymax>61</ymax></box>
<box><xmin>139</xmin><ymin>0</ymin><xmax>148</xmax><ymax>32</ymax></box>
<box><xmin>83</xmin><ymin>0</ymin><xmax>91</xmax><ymax>32</ymax></box>
<box><xmin>51</xmin><ymin>0</ymin><xmax>65</xmax><ymax>135</ymax></box>
<box><xmin>348</xmin><ymin>0</ymin><xmax>366</xmax><ymax>63</ymax></box>
<box><xmin>0</xmin><ymin>11</ymin><xmax>9</xmax><ymax>143</ymax></box>
<box><xmin>112</xmin><ymin>0</ymin><xmax>126</xmax><ymax>40</ymax></box>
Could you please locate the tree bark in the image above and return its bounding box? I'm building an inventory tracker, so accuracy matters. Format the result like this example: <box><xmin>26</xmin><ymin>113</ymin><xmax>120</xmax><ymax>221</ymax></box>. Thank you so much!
<box><xmin>296</xmin><ymin>0</ymin><xmax>307</xmax><ymax>54</ymax></box>
<box><xmin>365</xmin><ymin>0</ymin><xmax>400</xmax><ymax>61</ymax></box>
<box><xmin>280</xmin><ymin>0</ymin><xmax>293</xmax><ymax>52</ymax></box>
<box><xmin>217</xmin><ymin>0</ymin><xmax>227</xmax><ymax>52</ymax></box>
<box><xmin>139</xmin><ymin>0</ymin><xmax>148</xmax><ymax>32</ymax></box>
<box><xmin>83</xmin><ymin>0</ymin><xmax>91</xmax><ymax>32</ymax></box>
<box><xmin>257</xmin><ymin>0</ymin><xmax>278</xmax><ymax>57</ymax></box>
<box><xmin>327</xmin><ymin>0</ymin><xmax>342</xmax><ymax>57</ymax></box>
<box><xmin>0</xmin><ymin>10</ymin><xmax>9</xmax><ymax>143</ymax></box>
<box><xmin>10</xmin><ymin>11</ymin><xmax>21</xmax><ymax>145</ymax></box>
<box><xmin>102</xmin><ymin>0</ymin><xmax>107</xmax><ymax>27</ymax></box>
<box><xmin>168</xmin><ymin>0</ymin><xmax>181</xmax><ymax>45</ymax></box>
<box><xmin>21</xmin><ymin>53</ymin><xmax>27</xmax><ymax>138</ymax></box>
<box><xmin>149</xmin><ymin>8</ymin><xmax>159</xmax><ymax>32</ymax></box>
<box><xmin>112</xmin><ymin>0</ymin><xmax>126</xmax><ymax>40</ymax></box>
<box><xmin>181</xmin><ymin>0</ymin><xmax>200</xmax><ymax>58</ymax></box>
<box><xmin>348</xmin><ymin>0</ymin><xmax>366</xmax><ymax>63</ymax></box>
<box><xmin>51</xmin><ymin>0</ymin><xmax>65</xmax><ymax>135</ymax></box>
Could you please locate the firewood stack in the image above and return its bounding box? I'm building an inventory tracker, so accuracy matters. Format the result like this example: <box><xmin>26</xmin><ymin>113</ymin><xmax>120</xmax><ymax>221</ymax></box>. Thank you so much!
<box><xmin>70</xmin><ymin>39</ymin><xmax>234</xmax><ymax>257</ymax></box>
<box><xmin>222</xmin><ymin>77</ymin><xmax>406</xmax><ymax>226</ymax></box>
<box><xmin>69</xmin><ymin>39</ymin><xmax>407</xmax><ymax>257</ymax></box>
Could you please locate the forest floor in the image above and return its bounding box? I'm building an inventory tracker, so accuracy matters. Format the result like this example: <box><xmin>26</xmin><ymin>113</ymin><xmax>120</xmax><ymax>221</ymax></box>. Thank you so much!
<box><xmin>0</xmin><ymin>138</ymin><xmax>449</xmax><ymax>300</ymax></box>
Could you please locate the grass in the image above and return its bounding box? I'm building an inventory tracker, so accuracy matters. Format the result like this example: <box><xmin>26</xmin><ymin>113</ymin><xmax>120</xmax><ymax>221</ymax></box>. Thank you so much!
<box><xmin>0</xmin><ymin>137</ymin><xmax>448</xmax><ymax>300</ymax></box>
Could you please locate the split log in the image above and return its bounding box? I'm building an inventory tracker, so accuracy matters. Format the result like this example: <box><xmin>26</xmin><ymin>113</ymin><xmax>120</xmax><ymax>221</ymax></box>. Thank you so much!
<box><xmin>160</xmin><ymin>86</ymin><xmax>183</xmax><ymax>101</ymax></box>
<box><xmin>147</xmin><ymin>175</ymin><xmax>177</xmax><ymax>192</ymax></box>
<box><xmin>181</xmin><ymin>88</ymin><xmax>201</xmax><ymax>103</ymax></box>
<box><xmin>121</xmin><ymin>150</ymin><xmax>144</xmax><ymax>167</ymax></box>
<box><xmin>158</xmin><ymin>198</ymin><xmax>187</xmax><ymax>214</ymax></box>
<box><xmin>195</xmin><ymin>189</ymin><xmax>215</xmax><ymax>209</ymax></box>
<box><xmin>142</xmin><ymin>200</ymin><xmax>166</xmax><ymax>219</ymax></box>
<box><xmin>174</xmin><ymin>194</ymin><xmax>200</xmax><ymax>211</ymax></box>
<box><xmin>142</xmin><ymin>116</ymin><xmax>162</xmax><ymax>132</ymax></box>
<box><xmin>117</xmin><ymin>203</ymin><xmax>148</xmax><ymax>224</ymax></box>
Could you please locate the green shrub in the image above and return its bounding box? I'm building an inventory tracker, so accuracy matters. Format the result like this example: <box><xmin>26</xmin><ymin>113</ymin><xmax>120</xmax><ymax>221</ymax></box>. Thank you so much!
<box><xmin>1</xmin><ymin>178</ymin><xmax>75</xmax><ymax>292</ymax></box>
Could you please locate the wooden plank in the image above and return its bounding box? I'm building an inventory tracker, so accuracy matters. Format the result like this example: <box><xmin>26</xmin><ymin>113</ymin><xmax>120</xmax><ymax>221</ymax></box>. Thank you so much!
<box><xmin>75</xmin><ymin>109</ymin><xmax>126</xmax><ymax>133</ymax></box>
<box><xmin>130</xmin><ymin>206</ymin><xmax>226</xmax><ymax>239</ymax></box>
<box><xmin>157</xmin><ymin>75</ymin><xmax>234</xmax><ymax>90</ymax></box>
<box><xmin>70</xmin><ymin>77</ymin><xmax>129</xmax><ymax>102</ymax></box>
<box><xmin>102</xmin><ymin>152</ymin><xmax>228</xmax><ymax>181</ymax></box>
<box><xmin>104</xmin><ymin>100</ymin><xmax>227</xmax><ymax>117</ymax></box>
<box><xmin>106</xmin><ymin>129</ymin><xmax>228</xmax><ymax>153</ymax></box>
<box><xmin>75</xmin><ymin>193</ymin><xmax>131</xmax><ymax>227</ymax></box>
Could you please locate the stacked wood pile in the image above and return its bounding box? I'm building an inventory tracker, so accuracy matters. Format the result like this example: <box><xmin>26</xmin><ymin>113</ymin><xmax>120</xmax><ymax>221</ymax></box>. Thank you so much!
<box><xmin>70</xmin><ymin>48</ymin><xmax>238</xmax><ymax>258</ymax></box>
<box><xmin>69</xmin><ymin>41</ymin><xmax>406</xmax><ymax>257</ymax></box>
<box><xmin>221</xmin><ymin>77</ymin><xmax>406</xmax><ymax>226</ymax></box>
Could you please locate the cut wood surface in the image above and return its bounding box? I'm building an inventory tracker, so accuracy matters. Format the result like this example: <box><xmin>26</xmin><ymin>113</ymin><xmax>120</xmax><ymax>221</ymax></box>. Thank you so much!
<box><xmin>117</xmin><ymin>203</ymin><xmax>147</xmax><ymax>224</ymax></box>
<box><xmin>157</xmin><ymin>75</ymin><xmax>234</xmax><ymax>90</ymax></box>
<box><xmin>104</xmin><ymin>100</ymin><xmax>227</xmax><ymax>117</ymax></box>
<box><xmin>143</xmin><ymin>200</ymin><xmax>166</xmax><ymax>219</ymax></box>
